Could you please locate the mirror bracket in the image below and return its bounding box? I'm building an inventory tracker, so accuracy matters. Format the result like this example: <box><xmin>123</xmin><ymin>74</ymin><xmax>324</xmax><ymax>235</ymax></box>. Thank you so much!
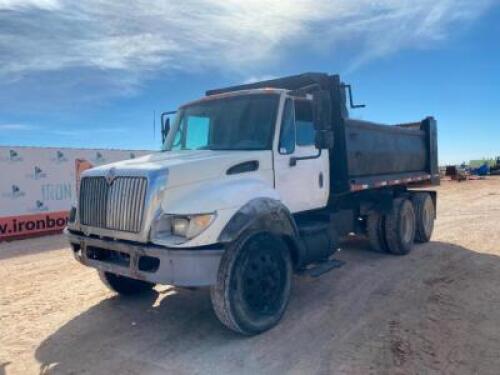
<box><xmin>160</xmin><ymin>110</ymin><xmax>176</xmax><ymax>144</ymax></box>
<box><xmin>314</xmin><ymin>129</ymin><xmax>334</xmax><ymax>150</ymax></box>
<box><xmin>289</xmin><ymin>149</ymin><xmax>322</xmax><ymax>167</ymax></box>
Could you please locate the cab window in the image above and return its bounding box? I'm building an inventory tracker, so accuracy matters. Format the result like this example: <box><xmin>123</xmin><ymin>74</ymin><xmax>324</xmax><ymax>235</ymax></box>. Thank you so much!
<box><xmin>295</xmin><ymin>100</ymin><xmax>315</xmax><ymax>146</ymax></box>
<box><xmin>168</xmin><ymin>94</ymin><xmax>279</xmax><ymax>151</ymax></box>
<box><xmin>278</xmin><ymin>99</ymin><xmax>295</xmax><ymax>154</ymax></box>
<box><xmin>185</xmin><ymin>116</ymin><xmax>210</xmax><ymax>149</ymax></box>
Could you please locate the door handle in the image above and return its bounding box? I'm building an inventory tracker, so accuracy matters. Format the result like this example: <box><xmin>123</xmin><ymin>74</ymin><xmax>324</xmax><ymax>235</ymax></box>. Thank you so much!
<box><xmin>319</xmin><ymin>172</ymin><xmax>324</xmax><ymax>188</ymax></box>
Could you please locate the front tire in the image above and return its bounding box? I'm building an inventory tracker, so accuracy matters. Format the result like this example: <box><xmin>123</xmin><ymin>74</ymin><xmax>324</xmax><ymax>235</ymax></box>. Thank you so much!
<box><xmin>210</xmin><ymin>232</ymin><xmax>293</xmax><ymax>335</ymax></box>
<box><xmin>98</xmin><ymin>271</ymin><xmax>155</xmax><ymax>295</ymax></box>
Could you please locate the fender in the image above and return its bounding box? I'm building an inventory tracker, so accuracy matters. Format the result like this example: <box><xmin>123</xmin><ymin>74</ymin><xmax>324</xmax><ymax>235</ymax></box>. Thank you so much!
<box><xmin>154</xmin><ymin>176</ymin><xmax>282</xmax><ymax>248</ymax></box>
<box><xmin>218</xmin><ymin>198</ymin><xmax>307</xmax><ymax>268</ymax></box>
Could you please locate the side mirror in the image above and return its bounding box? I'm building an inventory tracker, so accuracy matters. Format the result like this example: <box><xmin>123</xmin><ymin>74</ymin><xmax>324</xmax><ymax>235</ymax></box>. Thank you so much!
<box><xmin>312</xmin><ymin>90</ymin><xmax>332</xmax><ymax>131</ymax></box>
<box><xmin>315</xmin><ymin>130</ymin><xmax>334</xmax><ymax>149</ymax></box>
<box><xmin>161</xmin><ymin>116</ymin><xmax>170</xmax><ymax>144</ymax></box>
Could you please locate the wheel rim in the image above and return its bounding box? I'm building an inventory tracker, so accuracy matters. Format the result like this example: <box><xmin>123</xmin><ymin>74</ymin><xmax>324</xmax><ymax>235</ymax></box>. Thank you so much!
<box><xmin>422</xmin><ymin>200</ymin><xmax>434</xmax><ymax>235</ymax></box>
<box><xmin>241</xmin><ymin>247</ymin><xmax>286</xmax><ymax>316</ymax></box>
<box><xmin>401</xmin><ymin>207</ymin><xmax>415</xmax><ymax>244</ymax></box>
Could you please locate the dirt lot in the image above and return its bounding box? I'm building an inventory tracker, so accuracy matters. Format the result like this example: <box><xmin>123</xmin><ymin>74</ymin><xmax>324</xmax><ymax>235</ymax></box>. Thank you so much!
<box><xmin>2</xmin><ymin>178</ymin><xmax>500</xmax><ymax>375</ymax></box>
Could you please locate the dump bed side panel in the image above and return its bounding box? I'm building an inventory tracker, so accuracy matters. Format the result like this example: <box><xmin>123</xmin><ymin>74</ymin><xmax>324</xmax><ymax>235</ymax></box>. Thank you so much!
<box><xmin>345</xmin><ymin>120</ymin><xmax>427</xmax><ymax>178</ymax></box>
<box><xmin>331</xmin><ymin>117</ymin><xmax>439</xmax><ymax>195</ymax></box>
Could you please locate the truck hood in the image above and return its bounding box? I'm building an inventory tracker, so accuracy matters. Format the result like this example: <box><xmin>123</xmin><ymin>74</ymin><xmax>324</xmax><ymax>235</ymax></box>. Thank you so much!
<box><xmin>84</xmin><ymin>150</ymin><xmax>272</xmax><ymax>188</ymax></box>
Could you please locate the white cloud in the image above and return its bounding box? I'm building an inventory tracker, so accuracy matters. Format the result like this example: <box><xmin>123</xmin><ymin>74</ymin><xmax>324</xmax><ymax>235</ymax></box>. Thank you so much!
<box><xmin>0</xmin><ymin>123</ymin><xmax>38</xmax><ymax>131</ymax></box>
<box><xmin>243</xmin><ymin>75</ymin><xmax>276</xmax><ymax>84</ymax></box>
<box><xmin>0</xmin><ymin>122</ymin><xmax>125</xmax><ymax>136</ymax></box>
<box><xmin>0</xmin><ymin>0</ymin><xmax>494</xmax><ymax>89</ymax></box>
<box><xmin>0</xmin><ymin>0</ymin><xmax>60</xmax><ymax>10</ymax></box>
<box><xmin>49</xmin><ymin>127</ymin><xmax>126</xmax><ymax>136</ymax></box>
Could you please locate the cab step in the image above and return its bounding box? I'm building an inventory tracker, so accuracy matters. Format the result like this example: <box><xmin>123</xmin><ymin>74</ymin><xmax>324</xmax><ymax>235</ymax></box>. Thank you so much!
<box><xmin>299</xmin><ymin>258</ymin><xmax>345</xmax><ymax>278</ymax></box>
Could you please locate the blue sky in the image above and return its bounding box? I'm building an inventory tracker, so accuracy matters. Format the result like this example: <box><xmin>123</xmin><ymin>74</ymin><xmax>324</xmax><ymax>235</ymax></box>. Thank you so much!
<box><xmin>0</xmin><ymin>0</ymin><xmax>498</xmax><ymax>164</ymax></box>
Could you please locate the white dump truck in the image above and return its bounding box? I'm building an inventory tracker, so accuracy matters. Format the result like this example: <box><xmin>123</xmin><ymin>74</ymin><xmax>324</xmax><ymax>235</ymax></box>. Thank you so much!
<box><xmin>65</xmin><ymin>73</ymin><xmax>439</xmax><ymax>334</ymax></box>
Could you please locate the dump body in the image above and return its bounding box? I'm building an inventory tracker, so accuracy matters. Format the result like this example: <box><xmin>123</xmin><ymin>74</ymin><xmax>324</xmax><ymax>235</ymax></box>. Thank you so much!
<box><xmin>336</xmin><ymin>117</ymin><xmax>439</xmax><ymax>194</ymax></box>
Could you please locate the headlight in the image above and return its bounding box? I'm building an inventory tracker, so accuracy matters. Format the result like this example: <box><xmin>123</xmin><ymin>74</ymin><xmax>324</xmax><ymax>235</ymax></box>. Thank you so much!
<box><xmin>151</xmin><ymin>213</ymin><xmax>216</xmax><ymax>242</ymax></box>
<box><xmin>172</xmin><ymin>217</ymin><xmax>190</xmax><ymax>237</ymax></box>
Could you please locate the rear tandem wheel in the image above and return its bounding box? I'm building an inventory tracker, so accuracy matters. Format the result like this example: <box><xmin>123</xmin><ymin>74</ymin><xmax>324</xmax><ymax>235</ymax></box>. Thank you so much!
<box><xmin>412</xmin><ymin>192</ymin><xmax>435</xmax><ymax>243</ymax></box>
<box><xmin>384</xmin><ymin>198</ymin><xmax>416</xmax><ymax>255</ymax></box>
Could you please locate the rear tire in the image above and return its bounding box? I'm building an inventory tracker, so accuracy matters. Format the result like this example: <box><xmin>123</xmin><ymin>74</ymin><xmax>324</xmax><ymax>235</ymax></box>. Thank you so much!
<box><xmin>412</xmin><ymin>193</ymin><xmax>435</xmax><ymax>243</ymax></box>
<box><xmin>210</xmin><ymin>232</ymin><xmax>292</xmax><ymax>335</ymax></box>
<box><xmin>384</xmin><ymin>198</ymin><xmax>416</xmax><ymax>255</ymax></box>
<box><xmin>367</xmin><ymin>213</ymin><xmax>388</xmax><ymax>253</ymax></box>
<box><xmin>98</xmin><ymin>271</ymin><xmax>155</xmax><ymax>295</ymax></box>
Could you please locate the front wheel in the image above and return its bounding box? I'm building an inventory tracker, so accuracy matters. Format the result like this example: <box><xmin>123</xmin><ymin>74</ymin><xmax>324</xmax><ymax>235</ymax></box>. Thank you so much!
<box><xmin>210</xmin><ymin>232</ymin><xmax>293</xmax><ymax>335</ymax></box>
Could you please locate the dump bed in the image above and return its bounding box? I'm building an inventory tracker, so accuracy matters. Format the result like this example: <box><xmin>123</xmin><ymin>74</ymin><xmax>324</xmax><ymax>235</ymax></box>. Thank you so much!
<box><xmin>337</xmin><ymin>117</ymin><xmax>439</xmax><ymax>194</ymax></box>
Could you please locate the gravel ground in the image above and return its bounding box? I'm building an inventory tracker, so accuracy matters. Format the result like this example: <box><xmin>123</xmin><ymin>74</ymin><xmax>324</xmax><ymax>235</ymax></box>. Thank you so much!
<box><xmin>1</xmin><ymin>178</ymin><xmax>500</xmax><ymax>375</ymax></box>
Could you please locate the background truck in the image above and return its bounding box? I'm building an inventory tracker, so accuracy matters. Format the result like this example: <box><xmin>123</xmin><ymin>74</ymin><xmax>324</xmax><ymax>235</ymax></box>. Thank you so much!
<box><xmin>491</xmin><ymin>157</ymin><xmax>500</xmax><ymax>175</ymax></box>
<box><xmin>65</xmin><ymin>73</ymin><xmax>439</xmax><ymax>335</ymax></box>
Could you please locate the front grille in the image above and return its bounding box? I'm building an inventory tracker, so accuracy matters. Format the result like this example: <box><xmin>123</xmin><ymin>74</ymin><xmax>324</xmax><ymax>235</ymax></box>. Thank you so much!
<box><xmin>79</xmin><ymin>176</ymin><xmax>148</xmax><ymax>233</ymax></box>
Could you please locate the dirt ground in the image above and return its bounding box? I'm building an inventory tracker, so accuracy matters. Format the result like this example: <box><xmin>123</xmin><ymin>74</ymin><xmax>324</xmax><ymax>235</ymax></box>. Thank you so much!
<box><xmin>1</xmin><ymin>178</ymin><xmax>500</xmax><ymax>375</ymax></box>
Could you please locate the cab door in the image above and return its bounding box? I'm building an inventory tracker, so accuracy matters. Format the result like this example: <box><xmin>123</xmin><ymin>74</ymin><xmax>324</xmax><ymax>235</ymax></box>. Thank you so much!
<box><xmin>274</xmin><ymin>97</ymin><xmax>330</xmax><ymax>213</ymax></box>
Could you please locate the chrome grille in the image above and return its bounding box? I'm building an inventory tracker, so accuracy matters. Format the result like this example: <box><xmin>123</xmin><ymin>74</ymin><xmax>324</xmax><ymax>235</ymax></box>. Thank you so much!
<box><xmin>79</xmin><ymin>176</ymin><xmax>148</xmax><ymax>233</ymax></box>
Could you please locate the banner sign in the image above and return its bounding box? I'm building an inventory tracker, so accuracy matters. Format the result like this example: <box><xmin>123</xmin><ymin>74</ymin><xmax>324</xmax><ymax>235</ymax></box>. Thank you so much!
<box><xmin>0</xmin><ymin>146</ymin><xmax>152</xmax><ymax>241</ymax></box>
<box><xmin>0</xmin><ymin>211</ymin><xmax>70</xmax><ymax>239</ymax></box>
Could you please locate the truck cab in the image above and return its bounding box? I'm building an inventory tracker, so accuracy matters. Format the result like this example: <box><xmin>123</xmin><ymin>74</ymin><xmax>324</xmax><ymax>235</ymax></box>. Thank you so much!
<box><xmin>66</xmin><ymin>73</ymin><xmax>439</xmax><ymax>335</ymax></box>
<box><xmin>163</xmin><ymin>89</ymin><xmax>330</xmax><ymax>216</ymax></box>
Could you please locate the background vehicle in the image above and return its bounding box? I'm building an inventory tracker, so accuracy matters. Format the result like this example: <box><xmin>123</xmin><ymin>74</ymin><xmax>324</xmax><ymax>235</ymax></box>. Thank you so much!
<box><xmin>66</xmin><ymin>73</ymin><xmax>439</xmax><ymax>335</ymax></box>
<box><xmin>491</xmin><ymin>157</ymin><xmax>500</xmax><ymax>175</ymax></box>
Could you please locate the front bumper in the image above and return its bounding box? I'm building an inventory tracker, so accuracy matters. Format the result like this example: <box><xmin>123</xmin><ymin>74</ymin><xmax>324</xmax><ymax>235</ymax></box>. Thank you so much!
<box><xmin>64</xmin><ymin>229</ymin><xmax>224</xmax><ymax>287</ymax></box>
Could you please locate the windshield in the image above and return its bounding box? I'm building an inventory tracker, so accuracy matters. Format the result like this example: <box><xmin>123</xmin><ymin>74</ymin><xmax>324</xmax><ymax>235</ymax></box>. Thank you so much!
<box><xmin>163</xmin><ymin>94</ymin><xmax>279</xmax><ymax>151</ymax></box>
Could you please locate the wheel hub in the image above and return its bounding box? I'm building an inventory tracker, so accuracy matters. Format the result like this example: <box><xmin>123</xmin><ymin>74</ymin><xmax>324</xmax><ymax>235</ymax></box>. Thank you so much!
<box><xmin>242</xmin><ymin>250</ymin><xmax>284</xmax><ymax>315</ymax></box>
<box><xmin>401</xmin><ymin>209</ymin><xmax>415</xmax><ymax>244</ymax></box>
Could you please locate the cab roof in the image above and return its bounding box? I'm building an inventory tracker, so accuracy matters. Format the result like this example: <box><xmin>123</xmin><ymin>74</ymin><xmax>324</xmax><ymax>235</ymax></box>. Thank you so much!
<box><xmin>179</xmin><ymin>88</ymin><xmax>286</xmax><ymax>109</ymax></box>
